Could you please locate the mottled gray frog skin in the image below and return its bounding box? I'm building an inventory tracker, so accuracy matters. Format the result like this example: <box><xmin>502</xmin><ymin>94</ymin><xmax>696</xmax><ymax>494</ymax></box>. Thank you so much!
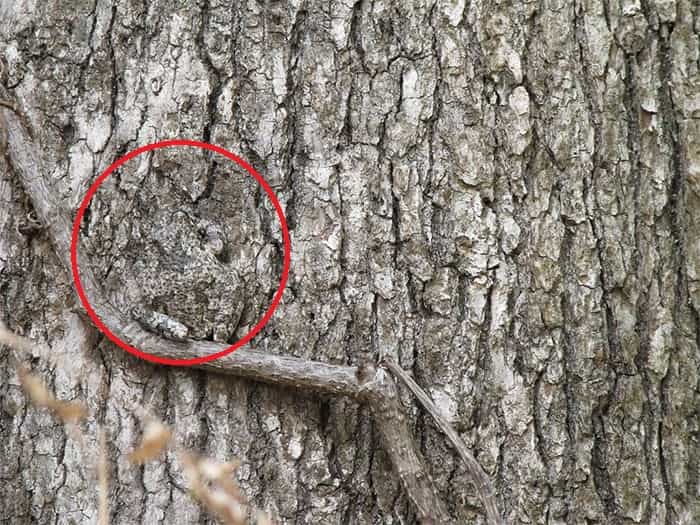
<box><xmin>127</xmin><ymin>208</ymin><xmax>244</xmax><ymax>343</ymax></box>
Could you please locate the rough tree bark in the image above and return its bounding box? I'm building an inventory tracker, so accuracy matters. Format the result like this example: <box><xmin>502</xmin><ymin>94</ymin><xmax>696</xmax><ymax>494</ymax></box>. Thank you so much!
<box><xmin>1</xmin><ymin>0</ymin><xmax>699</xmax><ymax>524</ymax></box>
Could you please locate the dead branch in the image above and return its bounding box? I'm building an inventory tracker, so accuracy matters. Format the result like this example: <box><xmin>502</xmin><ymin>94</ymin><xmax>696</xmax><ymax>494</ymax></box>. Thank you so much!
<box><xmin>382</xmin><ymin>358</ymin><xmax>504</xmax><ymax>525</ymax></box>
<box><xmin>0</xmin><ymin>103</ymin><xmax>497</xmax><ymax>524</ymax></box>
<box><xmin>362</xmin><ymin>366</ymin><xmax>450</xmax><ymax>523</ymax></box>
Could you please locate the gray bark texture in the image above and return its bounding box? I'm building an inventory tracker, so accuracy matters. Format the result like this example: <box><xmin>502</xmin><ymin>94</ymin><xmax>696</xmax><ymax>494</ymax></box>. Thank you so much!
<box><xmin>1</xmin><ymin>0</ymin><xmax>699</xmax><ymax>523</ymax></box>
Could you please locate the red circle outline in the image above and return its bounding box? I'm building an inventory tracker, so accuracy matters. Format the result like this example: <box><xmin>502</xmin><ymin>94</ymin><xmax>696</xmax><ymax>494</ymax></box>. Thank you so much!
<box><xmin>70</xmin><ymin>139</ymin><xmax>291</xmax><ymax>366</ymax></box>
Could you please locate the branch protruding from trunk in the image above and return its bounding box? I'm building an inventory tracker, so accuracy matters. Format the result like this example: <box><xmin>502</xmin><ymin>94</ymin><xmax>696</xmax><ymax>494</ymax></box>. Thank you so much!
<box><xmin>382</xmin><ymin>358</ymin><xmax>505</xmax><ymax>525</ymax></box>
<box><xmin>0</xmin><ymin>103</ymin><xmax>478</xmax><ymax>525</ymax></box>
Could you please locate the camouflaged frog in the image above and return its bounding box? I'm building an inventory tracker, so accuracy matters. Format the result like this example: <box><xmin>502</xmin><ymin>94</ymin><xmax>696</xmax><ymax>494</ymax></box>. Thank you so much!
<box><xmin>130</xmin><ymin>208</ymin><xmax>243</xmax><ymax>343</ymax></box>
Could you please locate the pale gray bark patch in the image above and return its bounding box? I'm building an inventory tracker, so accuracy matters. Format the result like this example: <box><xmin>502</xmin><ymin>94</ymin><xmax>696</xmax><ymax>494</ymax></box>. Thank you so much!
<box><xmin>1</xmin><ymin>0</ymin><xmax>700</xmax><ymax>523</ymax></box>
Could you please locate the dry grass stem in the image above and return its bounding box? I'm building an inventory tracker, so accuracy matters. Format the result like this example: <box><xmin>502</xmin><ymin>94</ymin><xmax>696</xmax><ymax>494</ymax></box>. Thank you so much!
<box><xmin>17</xmin><ymin>366</ymin><xmax>87</xmax><ymax>423</ymax></box>
<box><xmin>5</xmin><ymin>315</ymin><xmax>272</xmax><ymax>523</ymax></box>
<box><xmin>127</xmin><ymin>418</ymin><xmax>172</xmax><ymax>464</ymax></box>
<box><xmin>0</xmin><ymin>321</ymin><xmax>66</xmax><ymax>368</ymax></box>
<box><xmin>0</xmin><ymin>322</ymin><xmax>34</xmax><ymax>354</ymax></box>
<box><xmin>180</xmin><ymin>451</ymin><xmax>252</xmax><ymax>525</ymax></box>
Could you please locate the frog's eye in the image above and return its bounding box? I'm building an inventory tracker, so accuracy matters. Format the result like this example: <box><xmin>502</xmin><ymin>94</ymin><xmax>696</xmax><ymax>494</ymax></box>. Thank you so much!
<box><xmin>205</xmin><ymin>237</ymin><xmax>224</xmax><ymax>256</ymax></box>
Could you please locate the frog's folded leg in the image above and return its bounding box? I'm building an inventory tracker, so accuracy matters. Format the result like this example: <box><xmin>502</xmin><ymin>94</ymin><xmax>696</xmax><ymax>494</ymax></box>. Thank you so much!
<box><xmin>130</xmin><ymin>306</ymin><xmax>189</xmax><ymax>342</ymax></box>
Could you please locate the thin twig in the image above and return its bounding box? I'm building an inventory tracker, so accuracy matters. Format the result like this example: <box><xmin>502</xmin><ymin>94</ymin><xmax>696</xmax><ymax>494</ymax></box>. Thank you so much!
<box><xmin>362</xmin><ymin>367</ymin><xmax>450</xmax><ymax>523</ymax></box>
<box><xmin>381</xmin><ymin>358</ymin><xmax>505</xmax><ymax>525</ymax></box>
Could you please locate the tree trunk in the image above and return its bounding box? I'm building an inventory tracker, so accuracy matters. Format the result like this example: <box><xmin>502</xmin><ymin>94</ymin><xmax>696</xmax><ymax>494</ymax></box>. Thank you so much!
<box><xmin>1</xmin><ymin>0</ymin><xmax>699</xmax><ymax>523</ymax></box>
